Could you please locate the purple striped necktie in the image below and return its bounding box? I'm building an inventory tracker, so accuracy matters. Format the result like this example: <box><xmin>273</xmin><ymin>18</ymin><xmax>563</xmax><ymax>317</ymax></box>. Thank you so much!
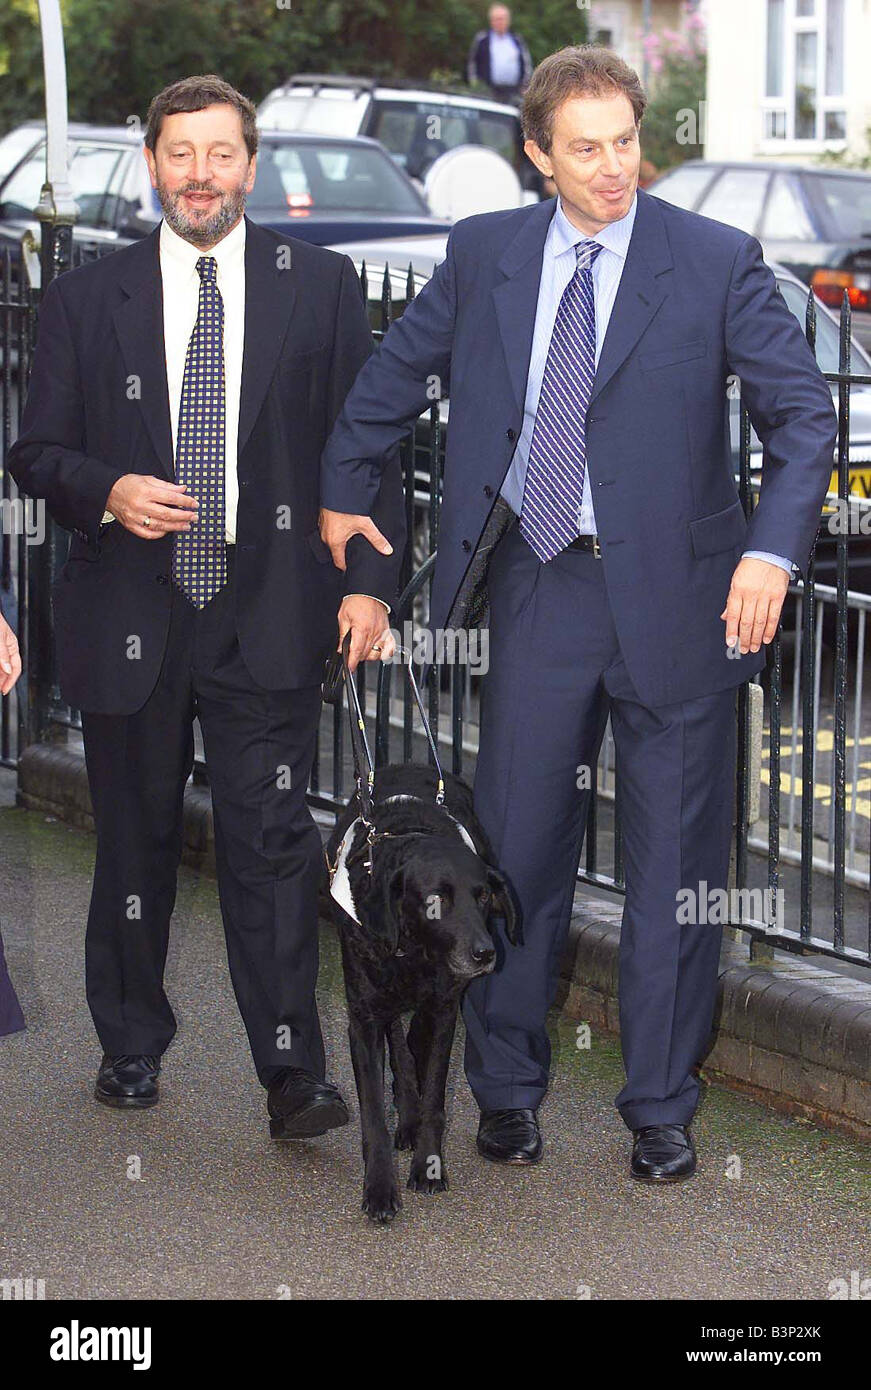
<box><xmin>519</xmin><ymin>238</ymin><xmax>603</xmax><ymax>562</ymax></box>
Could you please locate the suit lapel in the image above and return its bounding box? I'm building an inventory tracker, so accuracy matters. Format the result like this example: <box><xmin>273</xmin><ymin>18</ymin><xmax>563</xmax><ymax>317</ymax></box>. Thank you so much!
<box><xmin>237</xmin><ymin>216</ymin><xmax>298</xmax><ymax>458</ymax></box>
<box><xmin>112</xmin><ymin>227</ymin><xmax>174</xmax><ymax>479</ymax></box>
<box><xmin>492</xmin><ymin>198</ymin><xmax>558</xmax><ymax>413</ymax></box>
<box><xmin>589</xmin><ymin>189</ymin><xmax>673</xmax><ymax>405</ymax></box>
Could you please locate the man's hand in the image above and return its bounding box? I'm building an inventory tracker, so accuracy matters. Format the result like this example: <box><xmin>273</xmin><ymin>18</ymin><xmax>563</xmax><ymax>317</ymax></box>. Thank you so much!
<box><xmin>338</xmin><ymin>595</ymin><xmax>396</xmax><ymax>673</ymax></box>
<box><xmin>720</xmin><ymin>557</ymin><xmax>791</xmax><ymax>654</ymax></box>
<box><xmin>105</xmin><ymin>475</ymin><xmax>199</xmax><ymax>540</ymax></box>
<box><xmin>0</xmin><ymin>612</ymin><xmax>21</xmax><ymax>696</ymax></box>
<box><xmin>320</xmin><ymin>507</ymin><xmax>392</xmax><ymax>572</ymax></box>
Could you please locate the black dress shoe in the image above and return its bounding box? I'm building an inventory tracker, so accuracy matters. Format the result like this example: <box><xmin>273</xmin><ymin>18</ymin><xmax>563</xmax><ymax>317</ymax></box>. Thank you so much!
<box><xmin>95</xmin><ymin>1054</ymin><xmax>160</xmax><ymax>1109</ymax></box>
<box><xmin>476</xmin><ymin>1108</ymin><xmax>543</xmax><ymax>1165</ymax></box>
<box><xmin>267</xmin><ymin>1067</ymin><xmax>350</xmax><ymax>1140</ymax></box>
<box><xmin>630</xmin><ymin>1124</ymin><xmax>696</xmax><ymax>1183</ymax></box>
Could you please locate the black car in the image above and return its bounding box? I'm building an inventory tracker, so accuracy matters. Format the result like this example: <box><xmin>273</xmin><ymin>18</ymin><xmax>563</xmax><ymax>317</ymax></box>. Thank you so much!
<box><xmin>0</xmin><ymin>122</ymin><xmax>451</xmax><ymax>263</ymax></box>
<box><xmin>649</xmin><ymin>161</ymin><xmax>871</xmax><ymax>350</ymax></box>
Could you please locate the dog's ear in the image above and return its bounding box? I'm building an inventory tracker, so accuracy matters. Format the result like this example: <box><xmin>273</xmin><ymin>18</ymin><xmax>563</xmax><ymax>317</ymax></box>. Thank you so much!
<box><xmin>363</xmin><ymin>862</ymin><xmax>404</xmax><ymax>953</ymax></box>
<box><xmin>486</xmin><ymin>867</ymin><xmax>522</xmax><ymax>946</ymax></box>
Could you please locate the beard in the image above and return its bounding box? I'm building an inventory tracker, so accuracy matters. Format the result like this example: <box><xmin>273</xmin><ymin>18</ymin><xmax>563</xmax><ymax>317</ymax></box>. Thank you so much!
<box><xmin>155</xmin><ymin>175</ymin><xmax>248</xmax><ymax>248</ymax></box>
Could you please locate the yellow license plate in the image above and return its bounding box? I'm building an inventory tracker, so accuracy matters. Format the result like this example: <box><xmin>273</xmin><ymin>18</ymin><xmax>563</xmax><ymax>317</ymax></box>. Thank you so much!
<box><xmin>829</xmin><ymin>467</ymin><xmax>871</xmax><ymax>499</ymax></box>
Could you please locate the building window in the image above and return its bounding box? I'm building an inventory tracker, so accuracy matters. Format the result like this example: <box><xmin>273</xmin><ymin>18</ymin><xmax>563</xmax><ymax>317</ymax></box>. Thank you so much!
<box><xmin>763</xmin><ymin>0</ymin><xmax>846</xmax><ymax>144</ymax></box>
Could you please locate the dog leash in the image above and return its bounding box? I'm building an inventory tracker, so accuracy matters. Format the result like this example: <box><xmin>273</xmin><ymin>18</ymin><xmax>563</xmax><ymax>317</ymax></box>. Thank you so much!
<box><xmin>326</xmin><ymin>632</ymin><xmax>471</xmax><ymax>891</ymax></box>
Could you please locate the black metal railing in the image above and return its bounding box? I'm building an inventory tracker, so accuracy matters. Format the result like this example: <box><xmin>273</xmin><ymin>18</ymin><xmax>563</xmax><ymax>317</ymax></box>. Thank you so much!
<box><xmin>2</xmin><ymin>228</ymin><xmax>869</xmax><ymax>969</ymax></box>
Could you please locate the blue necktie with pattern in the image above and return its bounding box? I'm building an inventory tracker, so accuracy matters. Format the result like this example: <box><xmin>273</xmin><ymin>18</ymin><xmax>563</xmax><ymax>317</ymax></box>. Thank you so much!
<box><xmin>172</xmin><ymin>254</ymin><xmax>227</xmax><ymax>607</ymax></box>
<box><xmin>519</xmin><ymin>238</ymin><xmax>603</xmax><ymax>562</ymax></box>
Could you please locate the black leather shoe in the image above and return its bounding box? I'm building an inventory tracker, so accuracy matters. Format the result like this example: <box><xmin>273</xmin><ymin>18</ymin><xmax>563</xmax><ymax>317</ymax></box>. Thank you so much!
<box><xmin>95</xmin><ymin>1054</ymin><xmax>160</xmax><ymax>1109</ymax></box>
<box><xmin>476</xmin><ymin>1108</ymin><xmax>543</xmax><ymax>1165</ymax></box>
<box><xmin>630</xmin><ymin>1124</ymin><xmax>696</xmax><ymax>1183</ymax></box>
<box><xmin>267</xmin><ymin>1067</ymin><xmax>350</xmax><ymax>1140</ymax></box>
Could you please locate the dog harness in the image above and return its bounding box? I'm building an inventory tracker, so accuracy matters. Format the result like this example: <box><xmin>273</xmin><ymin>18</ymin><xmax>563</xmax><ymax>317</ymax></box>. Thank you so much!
<box><xmin>327</xmin><ymin>797</ymin><xmax>478</xmax><ymax>927</ymax></box>
<box><xmin>323</xmin><ymin>638</ymin><xmax>478</xmax><ymax>926</ymax></box>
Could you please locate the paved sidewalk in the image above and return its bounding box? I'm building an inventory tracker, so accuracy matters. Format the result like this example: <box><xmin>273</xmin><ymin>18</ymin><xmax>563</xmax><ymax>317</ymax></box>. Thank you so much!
<box><xmin>0</xmin><ymin>793</ymin><xmax>868</xmax><ymax>1300</ymax></box>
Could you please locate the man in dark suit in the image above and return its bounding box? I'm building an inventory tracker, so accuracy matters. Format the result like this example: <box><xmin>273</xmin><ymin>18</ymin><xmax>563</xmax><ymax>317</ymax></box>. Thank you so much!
<box><xmin>9</xmin><ymin>76</ymin><xmax>404</xmax><ymax>1133</ymax></box>
<box><xmin>320</xmin><ymin>47</ymin><xmax>837</xmax><ymax>1181</ymax></box>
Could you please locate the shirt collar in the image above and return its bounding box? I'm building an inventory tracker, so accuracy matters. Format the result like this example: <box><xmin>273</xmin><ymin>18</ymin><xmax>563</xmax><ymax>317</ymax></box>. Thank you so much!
<box><xmin>549</xmin><ymin>191</ymin><xmax>638</xmax><ymax>262</ymax></box>
<box><xmin>159</xmin><ymin>213</ymin><xmax>246</xmax><ymax>276</ymax></box>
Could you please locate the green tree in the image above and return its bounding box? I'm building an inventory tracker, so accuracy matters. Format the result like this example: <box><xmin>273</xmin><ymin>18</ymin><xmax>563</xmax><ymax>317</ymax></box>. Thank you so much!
<box><xmin>0</xmin><ymin>0</ymin><xmax>590</xmax><ymax>136</ymax></box>
<box><xmin>638</xmin><ymin>11</ymin><xmax>707</xmax><ymax>175</ymax></box>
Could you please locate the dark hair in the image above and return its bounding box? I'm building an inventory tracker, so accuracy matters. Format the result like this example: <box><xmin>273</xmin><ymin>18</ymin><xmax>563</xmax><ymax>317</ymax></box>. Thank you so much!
<box><xmin>521</xmin><ymin>45</ymin><xmax>647</xmax><ymax>153</ymax></box>
<box><xmin>145</xmin><ymin>75</ymin><xmax>259</xmax><ymax>159</ymax></box>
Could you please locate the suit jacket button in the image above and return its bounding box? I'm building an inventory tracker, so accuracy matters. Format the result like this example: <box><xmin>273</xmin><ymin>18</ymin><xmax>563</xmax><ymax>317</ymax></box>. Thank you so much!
<box><xmin>506</xmin><ymin>428</ymin><xmax>516</xmax><ymax>441</ymax></box>
<box><xmin>483</xmin><ymin>484</ymin><xmax>494</xmax><ymax>497</ymax></box>
<box><xmin>156</xmin><ymin>574</ymin><xmax>169</xmax><ymax>585</ymax></box>
<box><xmin>462</xmin><ymin>539</ymin><xmax>471</xmax><ymax>552</ymax></box>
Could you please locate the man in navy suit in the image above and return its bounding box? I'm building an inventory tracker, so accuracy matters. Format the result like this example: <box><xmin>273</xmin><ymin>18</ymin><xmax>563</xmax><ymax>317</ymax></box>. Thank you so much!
<box><xmin>320</xmin><ymin>47</ymin><xmax>837</xmax><ymax>1181</ymax></box>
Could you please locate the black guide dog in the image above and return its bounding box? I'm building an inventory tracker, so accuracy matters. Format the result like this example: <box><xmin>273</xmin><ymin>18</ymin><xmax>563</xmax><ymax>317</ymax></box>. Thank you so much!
<box><xmin>326</xmin><ymin>762</ymin><xmax>520</xmax><ymax>1225</ymax></box>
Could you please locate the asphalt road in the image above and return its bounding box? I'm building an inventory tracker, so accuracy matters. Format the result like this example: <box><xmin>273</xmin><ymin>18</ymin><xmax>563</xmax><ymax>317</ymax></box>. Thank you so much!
<box><xmin>0</xmin><ymin>777</ymin><xmax>868</xmax><ymax>1301</ymax></box>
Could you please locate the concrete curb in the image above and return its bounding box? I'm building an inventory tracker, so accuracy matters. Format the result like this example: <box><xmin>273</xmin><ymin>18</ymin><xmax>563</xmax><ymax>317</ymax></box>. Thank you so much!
<box><xmin>15</xmin><ymin>742</ymin><xmax>871</xmax><ymax>1142</ymax></box>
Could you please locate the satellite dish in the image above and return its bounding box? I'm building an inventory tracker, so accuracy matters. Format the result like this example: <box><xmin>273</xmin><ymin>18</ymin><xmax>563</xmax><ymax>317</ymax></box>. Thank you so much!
<box><xmin>423</xmin><ymin>145</ymin><xmax>523</xmax><ymax>221</ymax></box>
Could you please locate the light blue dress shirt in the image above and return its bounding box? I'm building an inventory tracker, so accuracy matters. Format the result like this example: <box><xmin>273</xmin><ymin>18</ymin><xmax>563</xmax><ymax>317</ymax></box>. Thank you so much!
<box><xmin>500</xmin><ymin>194</ymin><xmax>795</xmax><ymax>577</ymax></box>
<box><xmin>489</xmin><ymin>31</ymin><xmax>522</xmax><ymax>87</ymax></box>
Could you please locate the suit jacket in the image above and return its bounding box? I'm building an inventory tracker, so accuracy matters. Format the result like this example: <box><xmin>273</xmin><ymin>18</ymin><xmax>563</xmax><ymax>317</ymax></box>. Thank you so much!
<box><xmin>321</xmin><ymin>189</ymin><xmax>838</xmax><ymax>708</ymax></box>
<box><xmin>8</xmin><ymin>217</ymin><xmax>405</xmax><ymax>715</ymax></box>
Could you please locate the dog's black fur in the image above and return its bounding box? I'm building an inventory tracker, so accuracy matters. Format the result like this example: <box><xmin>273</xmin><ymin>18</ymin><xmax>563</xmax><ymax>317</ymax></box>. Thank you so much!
<box><xmin>326</xmin><ymin>762</ymin><xmax>520</xmax><ymax>1224</ymax></box>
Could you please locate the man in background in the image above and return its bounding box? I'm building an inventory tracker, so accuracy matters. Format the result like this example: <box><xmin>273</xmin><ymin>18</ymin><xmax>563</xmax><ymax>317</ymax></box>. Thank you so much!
<box><xmin>467</xmin><ymin>4</ymin><xmax>533</xmax><ymax>103</ymax></box>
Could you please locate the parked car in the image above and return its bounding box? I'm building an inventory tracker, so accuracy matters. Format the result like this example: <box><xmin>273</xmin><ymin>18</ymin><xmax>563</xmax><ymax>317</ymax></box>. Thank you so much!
<box><xmin>0</xmin><ymin>122</ymin><xmax>43</xmax><ymax>187</ymax></box>
<box><xmin>0</xmin><ymin>123</ymin><xmax>451</xmax><ymax>265</ymax></box>
<box><xmin>257</xmin><ymin>74</ymin><xmax>542</xmax><ymax>198</ymax></box>
<box><xmin>648</xmin><ymin>161</ymin><xmax>871</xmax><ymax>350</ymax></box>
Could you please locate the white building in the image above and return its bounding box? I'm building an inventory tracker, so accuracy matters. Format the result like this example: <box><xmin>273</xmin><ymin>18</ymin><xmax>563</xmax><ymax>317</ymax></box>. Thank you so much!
<box><xmin>587</xmin><ymin>1</ymin><xmax>704</xmax><ymax>83</ymax></box>
<box><xmin>705</xmin><ymin>0</ymin><xmax>870</xmax><ymax>163</ymax></box>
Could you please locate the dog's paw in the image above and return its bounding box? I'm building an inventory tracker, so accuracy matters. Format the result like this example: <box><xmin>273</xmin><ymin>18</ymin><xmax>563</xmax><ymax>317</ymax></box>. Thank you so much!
<box><xmin>394</xmin><ymin>1123</ymin><xmax>419</xmax><ymax>1152</ymax></box>
<box><xmin>361</xmin><ymin>1179</ymin><xmax>402</xmax><ymax>1225</ymax></box>
<box><xmin>407</xmin><ymin>1160</ymin><xmax>449</xmax><ymax>1194</ymax></box>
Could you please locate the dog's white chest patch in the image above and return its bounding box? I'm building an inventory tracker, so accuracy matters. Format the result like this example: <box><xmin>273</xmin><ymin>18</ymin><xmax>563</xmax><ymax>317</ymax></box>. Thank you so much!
<box><xmin>328</xmin><ymin>818</ymin><xmax>364</xmax><ymax>924</ymax></box>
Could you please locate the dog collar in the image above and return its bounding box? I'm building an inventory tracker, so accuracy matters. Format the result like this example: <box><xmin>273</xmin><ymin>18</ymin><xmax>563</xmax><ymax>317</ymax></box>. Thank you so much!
<box><xmin>377</xmin><ymin>794</ymin><xmax>478</xmax><ymax>853</ymax></box>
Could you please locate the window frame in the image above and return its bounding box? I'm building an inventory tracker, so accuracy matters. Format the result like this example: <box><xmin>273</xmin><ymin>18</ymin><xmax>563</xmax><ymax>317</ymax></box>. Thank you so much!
<box><xmin>760</xmin><ymin>0</ymin><xmax>847</xmax><ymax>152</ymax></box>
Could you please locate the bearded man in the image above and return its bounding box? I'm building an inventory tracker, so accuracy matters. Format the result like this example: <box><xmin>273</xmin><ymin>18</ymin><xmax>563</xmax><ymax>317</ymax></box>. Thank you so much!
<box><xmin>9</xmin><ymin>76</ymin><xmax>404</xmax><ymax>1132</ymax></box>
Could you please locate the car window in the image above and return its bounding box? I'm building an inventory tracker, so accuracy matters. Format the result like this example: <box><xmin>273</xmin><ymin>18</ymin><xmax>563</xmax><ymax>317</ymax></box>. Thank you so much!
<box><xmin>247</xmin><ymin>140</ymin><xmax>424</xmax><ymax>215</ymax></box>
<box><xmin>701</xmin><ymin>168</ymin><xmax>770</xmax><ymax>234</ymax></box>
<box><xmin>0</xmin><ymin>127</ymin><xmax>41</xmax><ymax>186</ymax></box>
<box><xmin>649</xmin><ymin>164</ymin><xmax>716</xmax><ymax>210</ymax></box>
<box><xmin>371</xmin><ymin>101</ymin><xmax>481</xmax><ymax>180</ymax></box>
<box><xmin>812</xmin><ymin>174</ymin><xmax>871</xmax><ymax>241</ymax></box>
<box><xmin>478</xmin><ymin>113</ymin><xmax>521</xmax><ymax>171</ymax></box>
<box><xmin>369</xmin><ymin>106</ymin><xmax>419</xmax><ymax>168</ymax></box>
<box><xmin>777</xmin><ymin>275</ymin><xmax>871</xmax><ymax>374</ymax></box>
<box><xmin>258</xmin><ymin>91</ymin><xmax>369</xmax><ymax>137</ymax></box>
<box><xmin>761</xmin><ymin>173</ymin><xmax>815</xmax><ymax>240</ymax></box>
<box><xmin>0</xmin><ymin>141</ymin><xmax>47</xmax><ymax>218</ymax></box>
<box><xmin>68</xmin><ymin>143</ymin><xmax>124</xmax><ymax>226</ymax></box>
<box><xmin>101</xmin><ymin>148</ymin><xmax>141</xmax><ymax>230</ymax></box>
